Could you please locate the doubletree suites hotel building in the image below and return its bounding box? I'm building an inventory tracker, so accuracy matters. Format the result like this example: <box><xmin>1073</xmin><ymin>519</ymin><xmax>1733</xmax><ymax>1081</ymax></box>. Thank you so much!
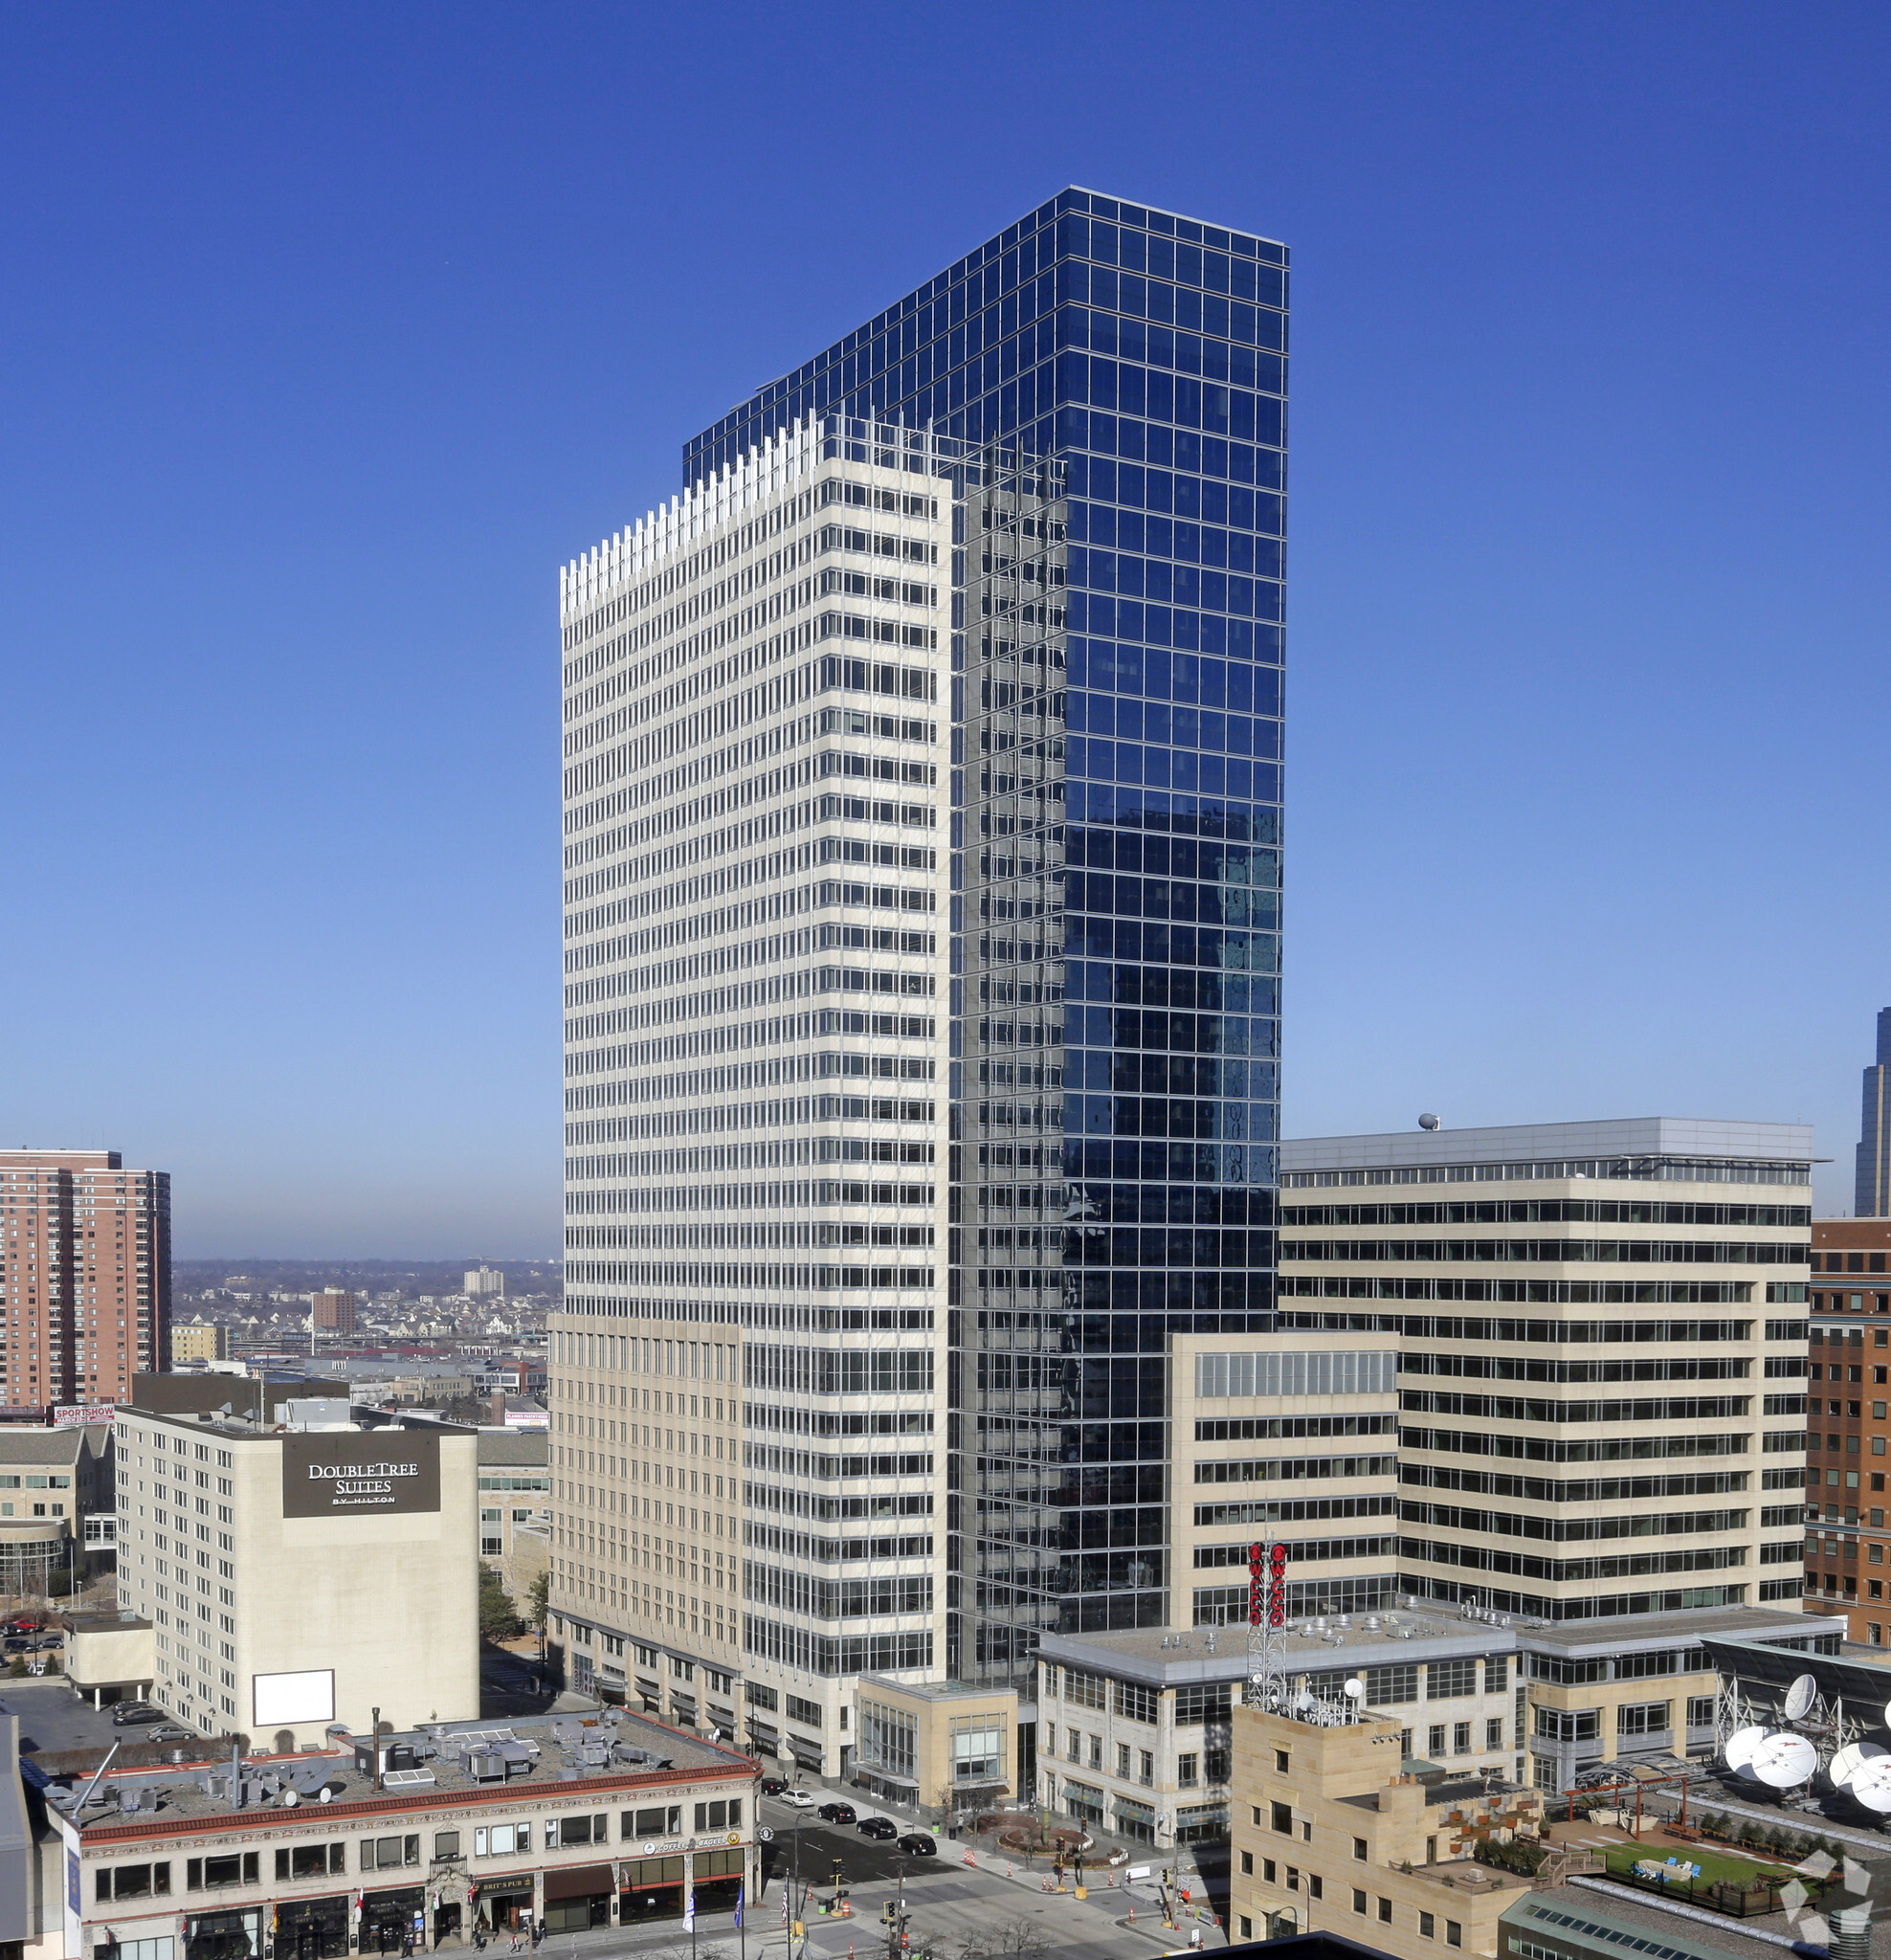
<box><xmin>551</xmin><ymin>189</ymin><xmax>1287</xmax><ymax>1764</ymax></box>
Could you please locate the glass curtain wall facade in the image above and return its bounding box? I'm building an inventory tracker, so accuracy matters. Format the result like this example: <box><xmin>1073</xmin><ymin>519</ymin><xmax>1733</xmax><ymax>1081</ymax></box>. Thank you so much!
<box><xmin>687</xmin><ymin>189</ymin><xmax>1287</xmax><ymax>1688</ymax></box>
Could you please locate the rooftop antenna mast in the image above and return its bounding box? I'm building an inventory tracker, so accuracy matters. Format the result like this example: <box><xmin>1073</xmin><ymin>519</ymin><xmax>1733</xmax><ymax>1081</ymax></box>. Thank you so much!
<box><xmin>1245</xmin><ymin>1541</ymin><xmax>1289</xmax><ymax>1710</ymax></box>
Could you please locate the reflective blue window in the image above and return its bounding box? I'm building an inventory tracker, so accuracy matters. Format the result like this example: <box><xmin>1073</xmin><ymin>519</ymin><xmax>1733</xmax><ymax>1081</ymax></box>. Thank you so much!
<box><xmin>685</xmin><ymin>188</ymin><xmax>1291</xmax><ymax>1678</ymax></box>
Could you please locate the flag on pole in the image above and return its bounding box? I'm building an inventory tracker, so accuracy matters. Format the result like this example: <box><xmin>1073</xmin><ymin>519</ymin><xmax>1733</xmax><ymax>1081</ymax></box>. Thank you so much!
<box><xmin>734</xmin><ymin>1886</ymin><xmax>745</xmax><ymax>1930</ymax></box>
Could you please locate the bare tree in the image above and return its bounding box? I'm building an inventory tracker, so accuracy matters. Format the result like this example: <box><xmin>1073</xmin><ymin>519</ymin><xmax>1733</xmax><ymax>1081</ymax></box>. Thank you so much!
<box><xmin>957</xmin><ymin>1914</ymin><xmax>1052</xmax><ymax>1960</ymax></box>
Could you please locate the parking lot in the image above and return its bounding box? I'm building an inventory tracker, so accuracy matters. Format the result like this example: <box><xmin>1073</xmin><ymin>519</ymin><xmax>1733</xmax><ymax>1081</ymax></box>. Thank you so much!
<box><xmin>0</xmin><ymin>1679</ymin><xmax>122</xmax><ymax>1756</ymax></box>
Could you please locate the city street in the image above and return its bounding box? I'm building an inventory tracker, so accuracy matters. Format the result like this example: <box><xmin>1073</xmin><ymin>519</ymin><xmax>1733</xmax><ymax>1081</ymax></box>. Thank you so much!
<box><xmin>745</xmin><ymin>1789</ymin><xmax>1217</xmax><ymax>1960</ymax></box>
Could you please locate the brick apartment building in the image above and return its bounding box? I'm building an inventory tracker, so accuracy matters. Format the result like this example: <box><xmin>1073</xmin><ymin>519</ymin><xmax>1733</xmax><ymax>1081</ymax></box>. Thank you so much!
<box><xmin>0</xmin><ymin>1148</ymin><xmax>170</xmax><ymax>1409</ymax></box>
<box><xmin>312</xmin><ymin>1287</ymin><xmax>358</xmax><ymax>1332</ymax></box>
<box><xmin>1805</xmin><ymin>1216</ymin><xmax>1891</xmax><ymax>1640</ymax></box>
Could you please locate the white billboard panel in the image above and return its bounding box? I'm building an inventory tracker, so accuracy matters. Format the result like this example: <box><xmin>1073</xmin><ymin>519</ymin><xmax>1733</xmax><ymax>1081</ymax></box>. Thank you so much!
<box><xmin>253</xmin><ymin>1668</ymin><xmax>335</xmax><ymax>1726</ymax></box>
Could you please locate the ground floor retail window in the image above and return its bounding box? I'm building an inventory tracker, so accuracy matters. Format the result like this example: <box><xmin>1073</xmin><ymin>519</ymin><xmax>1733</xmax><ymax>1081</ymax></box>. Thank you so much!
<box><xmin>473</xmin><ymin>1885</ymin><xmax>535</xmax><ymax>1934</ymax></box>
<box><xmin>185</xmin><ymin>1908</ymin><xmax>261</xmax><ymax>1960</ymax></box>
<box><xmin>113</xmin><ymin>1942</ymin><xmax>173</xmax><ymax>1960</ymax></box>
<box><xmin>1176</xmin><ymin>1804</ymin><xmax>1228</xmax><ymax>1845</ymax></box>
<box><xmin>359</xmin><ymin>1888</ymin><xmax>425</xmax><ymax>1956</ymax></box>
<box><xmin>275</xmin><ymin>1896</ymin><xmax>348</xmax><ymax>1960</ymax></box>
<box><xmin>544</xmin><ymin>1896</ymin><xmax>610</xmax><ymax>1934</ymax></box>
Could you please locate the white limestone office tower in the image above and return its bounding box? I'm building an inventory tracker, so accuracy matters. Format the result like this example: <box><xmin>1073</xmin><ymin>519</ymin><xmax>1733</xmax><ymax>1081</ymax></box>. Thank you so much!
<box><xmin>553</xmin><ymin>420</ymin><xmax>964</xmax><ymax>1770</ymax></box>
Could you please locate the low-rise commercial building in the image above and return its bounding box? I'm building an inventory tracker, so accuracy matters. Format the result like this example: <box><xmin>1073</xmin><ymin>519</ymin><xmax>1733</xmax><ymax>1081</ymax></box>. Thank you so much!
<box><xmin>40</xmin><ymin>1707</ymin><xmax>757</xmax><ymax>1960</ymax></box>
<box><xmin>1040</xmin><ymin>1609</ymin><xmax>1518</xmax><ymax>1854</ymax></box>
<box><xmin>65</xmin><ymin>1608</ymin><xmax>158</xmax><ymax>1707</ymax></box>
<box><xmin>1517</xmin><ymin>1603</ymin><xmax>1828</xmax><ymax>1793</ymax></box>
<box><xmin>0</xmin><ymin>1423</ymin><xmax>114</xmax><ymax>1604</ymax></box>
<box><xmin>1229</xmin><ymin>1698</ymin><xmax>1543</xmax><ymax>1955</ymax></box>
<box><xmin>1047</xmin><ymin>1601</ymin><xmax>1823</xmax><ymax>1856</ymax></box>
<box><xmin>478</xmin><ymin>1431</ymin><xmax>550</xmax><ymax>1614</ymax></box>
<box><xmin>847</xmin><ymin>1674</ymin><xmax>1016</xmax><ymax>1824</ymax></box>
<box><xmin>1498</xmin><ymin>1882</ymin><xmax>1858</xmax><ymax>1960</ymax></box>
<box><xmin>114</xmin><ymin>1373</ymin><xmax>478</xmax><ymax>1743</ymax></box>
<box><xmin>168</xmin><ymin>1322</ymin><xmax>227</xmax><ymax>1366</ymax></box>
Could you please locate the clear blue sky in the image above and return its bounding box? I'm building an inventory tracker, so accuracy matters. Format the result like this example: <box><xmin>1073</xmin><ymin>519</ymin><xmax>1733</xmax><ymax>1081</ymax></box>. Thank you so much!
<box><xmin>5</xmin><ymin>3</ymin><xmax>1888</xmax><ymax>1256</ymax></box>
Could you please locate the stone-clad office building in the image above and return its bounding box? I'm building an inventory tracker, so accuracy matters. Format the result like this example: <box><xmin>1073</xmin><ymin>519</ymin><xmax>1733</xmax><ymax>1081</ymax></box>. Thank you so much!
<box><xmin>1279</xmin><ymin>1118</ymin><xmax>1812</xmax><ymax>1624</ymax></box>
<box><xmin>553</xmin><ymin>188</ymin><xmax>1291</xmax><ymax>1777</ymax></box>
<box><xmin>555</xmin><ymin>420</ymin><xmax>960</xmax><ymax>1761</ymax></box>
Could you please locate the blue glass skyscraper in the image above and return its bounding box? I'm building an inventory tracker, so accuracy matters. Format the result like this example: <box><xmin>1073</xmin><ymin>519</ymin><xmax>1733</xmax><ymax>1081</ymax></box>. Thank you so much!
<box><xmin>687</xmin><ymin>189</ymin><xmax>1286</xmax><ymax>1688</ymax></box>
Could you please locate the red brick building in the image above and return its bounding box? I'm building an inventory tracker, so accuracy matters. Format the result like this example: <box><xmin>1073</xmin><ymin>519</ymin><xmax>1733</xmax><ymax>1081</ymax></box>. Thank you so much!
<box><xmin>312</xmin><ymin>1286</ymin><xmax>358</xmax><ymax>1331</ymax></box>
<box><xmin>0</xmin><ymin>1148</ymin><xmax>170</xmax><ymax>1408</ymax></box>
<box><xmin>1805</xmin><ymin>1217</ymin><xmax>1891</xmax><ymax>1641</ymax></box>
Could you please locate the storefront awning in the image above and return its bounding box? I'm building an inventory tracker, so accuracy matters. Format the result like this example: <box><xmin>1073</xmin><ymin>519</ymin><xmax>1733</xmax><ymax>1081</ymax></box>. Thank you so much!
<box><xmin>544</xmin><ymin>1864</ymin><xmax>613</xmax><ymax>1903</ymax></box>
<box><xmin>863</xmin><ymin>1769</ymin><xmax>919</xmax><ymax>1789</ymax></box>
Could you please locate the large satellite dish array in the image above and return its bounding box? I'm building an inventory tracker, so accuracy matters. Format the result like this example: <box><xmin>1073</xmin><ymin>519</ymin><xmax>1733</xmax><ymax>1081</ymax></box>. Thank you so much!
<box><xmin>1720</xmin><ymin>1674</ymin><xmax>1891</xmax><ymax>1807</ymax></box>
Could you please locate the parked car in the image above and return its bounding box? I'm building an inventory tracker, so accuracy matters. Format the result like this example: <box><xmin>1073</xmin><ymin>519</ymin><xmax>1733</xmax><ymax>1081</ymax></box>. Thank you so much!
<box><xmin>857</xmin><ymin>1816</ymin><xmax>899</xmax><ymax>1839</ymax></box>
<box><xmin>817</xmin><ymin>1801</ymin><xmax>857</xmax><ymax>1824</ymax></box>
<box><xmin>145</xmin><ymin>1725</ymin><xmax>195</xmax><ymax>1744</ymax></box>
<box><xmin>1</xmin><ymin>1637</ymin><xmax>29</xmax><ymax>1655</ymax></box>
<box><xmin>898</xmin><ymin>1835</ymin><xmax>938</xmax><ymax>1857</ymax></box>
<box><xmin>760</xmin><ymin>1777</ymin><xmax>789</xmax><ymax>1796</ymax></box>
<box><xmin>111</xmin><ymin>1703</ymin><xmax>164</xmax><ymax>1726</ymax></box>
<box><xmin>30</xmin><ymin>1635</ymin><xmax>61</xmax><ymax>1651</ymax></box>
<box><xmin>3</xmin><ymin>1617</ymin><xmax>42</xmax><ymax>1637</ymax></box>
<box><xmin>779</xmin><ymin>1788</ymin><xmax>816</xmax><ymax>1809</ymax></box>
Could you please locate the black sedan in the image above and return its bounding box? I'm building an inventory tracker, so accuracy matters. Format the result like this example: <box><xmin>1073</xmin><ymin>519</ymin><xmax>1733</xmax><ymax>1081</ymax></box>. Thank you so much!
<box><xmin>857</xmin><ymin>1816</ymin><xmax>898</xmax><ymax>1839</ymax></box>
<box><xmin>817</xmin><ymin>1802</ymin><xmax>857</xmax><ymax>1824</ymax></box>
<box><xmin>760</xmin><ymin>1776</ymin><xmax>789</xmax><ymax>1796</ymax></box>
<box><xmin>111</xmin><ymin>1703</ymin><xmax>164</xmax><ymax>1726</ymax></box>
<box><xmin>898</xmin><ymin>1834</ymin><xmax>938</xmax><ymax>1857</ymax></box>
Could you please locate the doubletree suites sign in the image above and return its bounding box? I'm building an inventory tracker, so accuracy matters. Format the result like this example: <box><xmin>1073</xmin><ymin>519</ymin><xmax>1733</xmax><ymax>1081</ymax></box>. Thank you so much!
<box><xmin>280</xmin><ymin>1432</ymin><xmax>440</xmax><ymax>1518</ymax></box>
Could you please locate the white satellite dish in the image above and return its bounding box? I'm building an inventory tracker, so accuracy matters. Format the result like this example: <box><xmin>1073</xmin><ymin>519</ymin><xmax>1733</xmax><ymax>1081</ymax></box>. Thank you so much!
<box><xmin>280</xmin><ymin>1788</ymin><xmax>300</xmax><ymax>1809</ymax></box>
<box><xmin>1752</xmin><ymin>1732</ymin><xmax>1819</xmax><ymax>1788</ymax></box>
<box><xmin>1849</xmin><ymin>1759</ymin><xmax>1891</xmax><ymax>1813</ymax></box>
<box><xmin>1829</xmin><ymin>1741</ymin><xmax>1887</xmax><ymax>1790</ymax></box>
<box><xmin>1724</xmin><ymin>1726</ymin><xmax>1772</xmax><ymax>1773</ymax></box>
<box><xmin>1343</xmin><ymin>1680</ymin><xmax>1366</xmax><ymax>1701</ymax></box>
<box><xmin>1784</xmin><ymin>1675</ymin><xmax>1818</xmax><ymax>1721</ymax></box>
